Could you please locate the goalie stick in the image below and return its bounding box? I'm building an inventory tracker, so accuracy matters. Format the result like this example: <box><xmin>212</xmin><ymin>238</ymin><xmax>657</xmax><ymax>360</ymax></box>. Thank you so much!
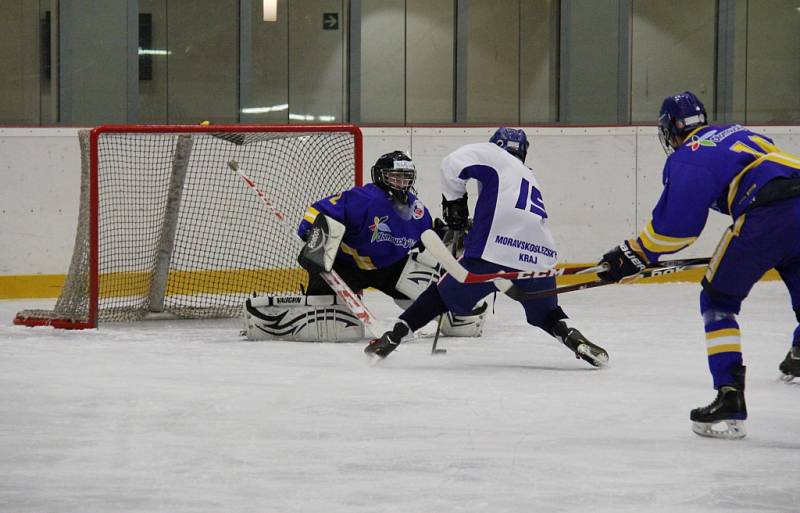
<box><xmin>227</xmin><ymin>160</ymin><xmax>384</xmax><ymax>338</ymax></box>
<box><xmin>500</xmin><ymin>259</ymin><xmax>711</xmax><ymax>301</ymax></box>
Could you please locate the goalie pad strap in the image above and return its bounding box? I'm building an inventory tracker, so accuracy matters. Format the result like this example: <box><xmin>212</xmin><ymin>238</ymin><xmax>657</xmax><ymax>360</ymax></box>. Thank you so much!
<box><xmin>248</xmin><ymin>294</ymin><xmax>337</xmax><ymax>307</ymax></box>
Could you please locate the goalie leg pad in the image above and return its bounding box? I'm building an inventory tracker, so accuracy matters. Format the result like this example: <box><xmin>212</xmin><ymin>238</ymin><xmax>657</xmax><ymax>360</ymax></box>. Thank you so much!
<box><xmin>394</xmin><ymin>249</ymin><xmax>441</xmax><ymax>300</ymax></box>
<box><xmin>440</xmin><ymin>301</ymin><xmax>488</xmax><ymax>337</ymax></box>
<box><xmin>243</xmin><ymin>294</ymin><xmax>364</xmax><ymax>342</ymax></box>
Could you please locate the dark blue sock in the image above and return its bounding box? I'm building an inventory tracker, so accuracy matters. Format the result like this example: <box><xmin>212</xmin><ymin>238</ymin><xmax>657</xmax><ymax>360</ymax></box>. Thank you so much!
<box><xmin>399</xmin><ymin>285</ymin><xmax>448</xmax><ymax>332</ymax></box>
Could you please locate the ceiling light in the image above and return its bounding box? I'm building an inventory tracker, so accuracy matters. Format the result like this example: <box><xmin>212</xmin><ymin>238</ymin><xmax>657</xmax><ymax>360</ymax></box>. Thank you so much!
<box><xmin>264</xmin><ymin>0</ymin><xmax>277</xmax><ymax>21</ymax></box>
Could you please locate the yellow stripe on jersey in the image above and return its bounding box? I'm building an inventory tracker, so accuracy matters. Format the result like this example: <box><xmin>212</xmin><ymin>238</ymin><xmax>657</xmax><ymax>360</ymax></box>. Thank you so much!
<box><xmin>303</xmin><ymin>206</ymin><xmax>320</xmax><ymax>224</ymax></box>
<box><xmin>638</xmin><ymin>221</ymin><xmax>697</xmax><ymax>254</ymax></box>
<box><xmin>684</xmin><ymin>126</ymin><xmax>705</xmax><ymax>140</ymax></box>
<box><xmin>706</xmin><ymin>328</ymin><xmax>742</xmax><ymax>356</ymax></box>
<box><xmin>726</xmin><ymin>145</ymin><xmax>800</xmax><ymax>213</ymax></box>
<box><xmin>705</xmin><ymin>215</ymin><xmax>746</xmax><ymax>283</ymax></box>
<box><xmin>340</xmin><ymin>242</ymin><xmax>376</xmax><ymax>270</ymax></box>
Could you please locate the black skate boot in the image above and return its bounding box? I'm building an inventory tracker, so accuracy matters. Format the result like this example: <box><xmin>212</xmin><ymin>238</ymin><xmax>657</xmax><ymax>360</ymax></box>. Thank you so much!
<box><xmin>690</xmin><ymin>366</ymin><xmax>747</xmax><ymax>439</ymax></box>
<box><xmin>551</xmin><ymin>321</ymin><xmax>609</xmax><ymax>367</ymax></box>
<box><xmin>364</xmin><ymin>322</ymin><xmax>410</xmax><ymax>359</ymax></box>
<box><xmin>779</xmin><ymin>346</ymin><xmax>800</xmax><ymax>382</ymax></box>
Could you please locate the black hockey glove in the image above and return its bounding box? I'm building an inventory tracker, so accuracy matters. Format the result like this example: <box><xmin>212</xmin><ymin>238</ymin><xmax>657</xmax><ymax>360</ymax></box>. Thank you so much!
<box><xmin>442</xmin><ymin>193</ymin><xmax>469</xmax><ymax>231</ymax></box>
<box><xmin>597</xmin><ymin>240</ymin><xmax>648</xmax><ymax>282</ymax></box>
<box><xmin>432</xmin><ymin>217</ymin><xmax>449</xmax><ymax>238</ymax></box>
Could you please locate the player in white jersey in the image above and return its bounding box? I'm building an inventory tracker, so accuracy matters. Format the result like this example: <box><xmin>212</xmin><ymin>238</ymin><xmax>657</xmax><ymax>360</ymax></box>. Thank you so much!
<box><xmin>365</xmin><ymin>128</ymin><xmax>609</xmax><ymax>366</ymax></box>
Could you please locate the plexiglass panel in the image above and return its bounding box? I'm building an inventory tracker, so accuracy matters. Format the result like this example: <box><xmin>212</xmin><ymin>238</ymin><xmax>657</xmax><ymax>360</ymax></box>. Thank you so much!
<box><xmin>745</xmin><ymin>0</ymin><xmax>800</xmax><ymax>123</ymax></box>
<box><xmin>559</xmin><ymin>0</ymin><xmax>621</xmax><ymax>124</ymax></box>
<box><xmin>240</xmin><ymin>0</ymin><xmax>289</xmax><ymax>123</ymax></box>
<box><xmin>288</xmin><ymin>0</ymin><xmax>347</xmax><ymax>124</ymax></box>
<box><xmin>462</xmin><ymin>0</ymin><xmax>519</xmax><ymax>123</ymax></box>
<box><xmin>520</xmin><ymin>0</ymin><xmax>559</xmax><ymax>123</ymax></box>
<box><xmin>0</xmin><ymin>1</ymin><xmax>41</xmax><ymax>125</ymax></box>
<box><xmin>630</xmin><ymin>1</ymin><xmax>716</xmax><ymax>124</ymax></box>
<box><xmin>1</xmin><ymin>0</ymin><xmax>799</xmax><ymax>127</ymax></box>
<box><xmin>407</xmin><ymin>0</ymin><xmax>454</xmax><ymax>123</ymax></box>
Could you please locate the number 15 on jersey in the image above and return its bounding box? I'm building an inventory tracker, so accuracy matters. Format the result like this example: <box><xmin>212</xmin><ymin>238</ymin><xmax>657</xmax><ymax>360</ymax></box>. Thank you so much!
<box><xmin>515</xmin><ymin>177</ymin><xmax>548</xmax><ymax>218</ymax></box>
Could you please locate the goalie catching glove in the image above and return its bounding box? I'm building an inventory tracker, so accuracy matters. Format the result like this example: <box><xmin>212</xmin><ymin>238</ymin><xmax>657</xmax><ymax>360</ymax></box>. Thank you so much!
<box><xmin>298</xmin><ymin>214</ymin><xmax>346</xmax><ymax>274</ymax></box>
<box><xmin>597</xmin><ymin>240</ymin><xmax>648</xmax><ymax>282</ymax></box>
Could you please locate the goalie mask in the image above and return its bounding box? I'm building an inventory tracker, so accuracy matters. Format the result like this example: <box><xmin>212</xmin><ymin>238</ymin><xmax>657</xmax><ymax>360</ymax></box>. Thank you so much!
<box><xmin>371</xmin><ymin>150</ymin><xmax>417</xmax><ymax>203</ymax></box>
<box><xmin>658</xmin><ymin>91</ymin><xmax>707</xmax><ymax>155</ymax></box>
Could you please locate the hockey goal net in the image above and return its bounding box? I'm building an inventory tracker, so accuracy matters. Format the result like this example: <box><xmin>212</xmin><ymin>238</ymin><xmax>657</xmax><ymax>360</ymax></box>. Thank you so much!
<box><xmin>15</xmin><ymin>124</ymin><xmax>362</xmax><ymax>329</ymax></box>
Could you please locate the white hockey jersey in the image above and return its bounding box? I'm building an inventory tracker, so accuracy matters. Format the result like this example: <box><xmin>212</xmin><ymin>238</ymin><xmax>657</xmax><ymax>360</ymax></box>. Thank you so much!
<box><xmin>440</xmin><ymin>142</ymin><xmax>558</xmax><ymax>271</ymax></box>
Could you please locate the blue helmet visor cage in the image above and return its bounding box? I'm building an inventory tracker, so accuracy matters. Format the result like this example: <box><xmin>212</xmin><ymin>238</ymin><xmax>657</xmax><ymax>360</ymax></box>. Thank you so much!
<box><xmin>658</xmin><ymin>92</ymin><xmax>707</xmax><ymax>155</ymax></box>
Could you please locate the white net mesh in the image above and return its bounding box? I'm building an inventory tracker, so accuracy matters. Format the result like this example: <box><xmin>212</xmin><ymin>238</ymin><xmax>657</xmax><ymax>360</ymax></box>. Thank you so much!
<box><xmin>16</xmin><ymin>126</ymin><xmax>358</xmax><ymax>326</ymax></box>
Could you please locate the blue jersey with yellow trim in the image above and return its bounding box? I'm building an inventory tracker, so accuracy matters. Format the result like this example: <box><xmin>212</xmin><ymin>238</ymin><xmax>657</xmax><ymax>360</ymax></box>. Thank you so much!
<box><xmin>297</xmin><ymin>183</ymin><xmax>432</xmax><ymax>270</ymax></box>
<box><xmin>637</xmin><ymin>124</ymin><xmax>800</xmax><ymax>262</ymax></box>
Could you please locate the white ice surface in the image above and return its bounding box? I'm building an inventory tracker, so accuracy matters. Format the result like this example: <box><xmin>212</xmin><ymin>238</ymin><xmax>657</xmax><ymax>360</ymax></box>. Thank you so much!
<box><xmin>1</xmin><ymin>282</ymin><xmax>799</xmax><ymax>513</ymax></box>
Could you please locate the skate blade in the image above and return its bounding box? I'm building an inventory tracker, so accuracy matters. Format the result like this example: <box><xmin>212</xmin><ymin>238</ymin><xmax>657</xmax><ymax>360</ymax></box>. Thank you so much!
<box><xmin>691</xmin><ymin>419</ymin><xmax>746</xmax><ymax>439</ymax></box>
<box><xmin>779</xmin><ymin>372</ymin><xmax>798</xmax><ymax>383</ymax></box>
<box><xmin>577</xmin><ymin>344</ymin><xmax>609</xmax><ymax>367</ymax></box>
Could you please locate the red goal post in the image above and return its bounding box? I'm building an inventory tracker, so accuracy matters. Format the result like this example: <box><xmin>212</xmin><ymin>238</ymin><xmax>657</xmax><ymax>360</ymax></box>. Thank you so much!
<box><xmin>14</xmin><ymin>124</ymin><xmax>363</xmax><ymax>329</ymax></box>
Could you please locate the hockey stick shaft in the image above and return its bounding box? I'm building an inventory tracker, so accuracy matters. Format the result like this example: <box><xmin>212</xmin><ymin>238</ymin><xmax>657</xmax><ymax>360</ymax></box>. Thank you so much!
<box><xmin>421</xmin><ymin>229</ymin><xmax>709</xmax><ymax>285</ymax></box>
<box><xmin>502</xmin><ymin>260</ymin><xmax>711</xmax><ymax>302</ymax></box>
<box><xmin>431</xmin><ymin>229</ymin><xmax>463</xmax><ymax>355</ymax></box>
<box><xmin>420</xmin><ymin>230</ymin><xmax>601</xmax><ymax>284</ymax></box>
<box><xmin>227</xmin><ymin>160</ymin><xmax>384</xmax><ymax>338</ymax></box>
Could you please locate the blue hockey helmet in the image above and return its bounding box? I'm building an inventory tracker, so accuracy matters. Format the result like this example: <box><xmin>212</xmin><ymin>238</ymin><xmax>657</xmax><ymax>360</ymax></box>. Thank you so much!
<box><xmin>658</xmin><ymin>91</ymin><xmax>708</xmax><ymax>154</ymax></box>
<box><xmin>490</xmin><ymin>127</ymin><xmax>530</xmax><ymax>163</ymax></box>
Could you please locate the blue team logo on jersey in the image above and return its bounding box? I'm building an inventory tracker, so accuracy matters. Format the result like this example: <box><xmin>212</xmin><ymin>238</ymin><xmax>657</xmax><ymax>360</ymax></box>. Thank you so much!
<box><xmin>369</xmin><ymin>216</ymin><xmax>391</xmax><ymax>242</ymax></box>
<box><xmin>368</xmin><ymin>214</ymin><xmax>417</xmax><ymax>248</ymax></box>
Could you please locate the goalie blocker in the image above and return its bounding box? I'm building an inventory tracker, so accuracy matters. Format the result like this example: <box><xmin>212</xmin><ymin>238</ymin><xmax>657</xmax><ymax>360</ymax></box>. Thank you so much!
<box><xmin>244</xmin><ymin>215</ymin><xmax>487</xmax><ymax>342</ymax></box>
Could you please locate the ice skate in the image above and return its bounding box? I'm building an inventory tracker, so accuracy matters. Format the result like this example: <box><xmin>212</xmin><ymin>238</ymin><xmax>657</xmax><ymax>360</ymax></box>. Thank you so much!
<box><xmin>779</xmin><ymin>346</ymin><xmax>800</xmax><ymax>382</ymax></box>
<box><xmin>554</xmin><ymin>323</ymin><xmax>609</xmax><ymax>367</ymax></box>
<box><xmin>690</xmin><ymin>385</ymin><xmax>747</xmax><ymax>440</ymax></box>
<box><xmin>364</xmin><ymin>322</ymin><xmax>409</xmax><ymax>359</ymax></box>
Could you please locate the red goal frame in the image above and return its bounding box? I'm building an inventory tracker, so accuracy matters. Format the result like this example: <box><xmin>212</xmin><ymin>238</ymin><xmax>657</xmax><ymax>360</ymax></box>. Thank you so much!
<box><xmin>15</xmin><ymin>124</ymin><xmax>363</xmax><ymax>329</ymax></box>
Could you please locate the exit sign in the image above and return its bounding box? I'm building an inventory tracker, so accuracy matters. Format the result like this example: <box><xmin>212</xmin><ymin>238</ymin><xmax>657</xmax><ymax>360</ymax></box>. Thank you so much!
<box><xmin>323</xmin><ymin>13</ymin><xmax>339</xmax><ymax>30</ymax></box>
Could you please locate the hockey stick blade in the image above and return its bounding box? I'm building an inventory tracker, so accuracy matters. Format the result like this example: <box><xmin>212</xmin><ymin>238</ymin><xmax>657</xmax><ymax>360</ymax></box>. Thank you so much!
<box><xmin>503</xmin><ymin>260</ymin><xmax>711</xmax><ymax>302</ymax></box>
<box><xmin>227</xmin><ymin>160</ymin><xmax>384</xmax><ymax>338</ymax></box>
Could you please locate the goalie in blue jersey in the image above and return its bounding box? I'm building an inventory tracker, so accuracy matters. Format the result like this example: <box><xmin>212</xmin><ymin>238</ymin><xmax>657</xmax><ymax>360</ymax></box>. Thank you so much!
<box><xmin>597</xmin><ymin>91</ymin><xmax>800</xmax><ymax>439</ymax></box>
<box><xmin>363</xmin><ymin>128</ymin><xmax>609</xmax><ymax>368</ymax></box>
<box><xmin>243</xmin><ymin>151</ymin><xmax>487</xmax><ymax>342</ymax></box>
